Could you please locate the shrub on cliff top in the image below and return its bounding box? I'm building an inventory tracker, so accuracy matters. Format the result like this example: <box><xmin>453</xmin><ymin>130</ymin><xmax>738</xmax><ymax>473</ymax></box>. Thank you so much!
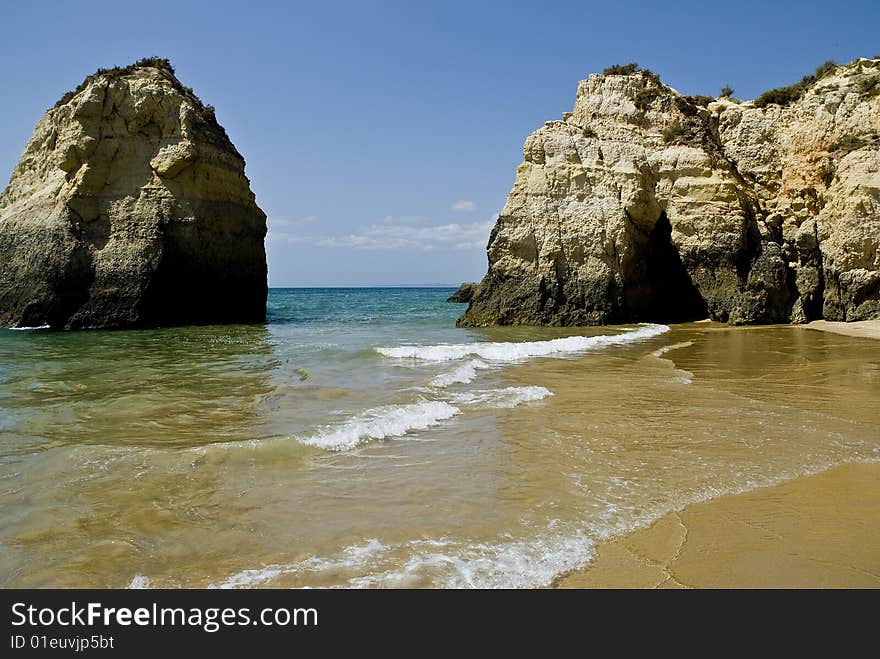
<box><xmin>813</xmin><ymin>60</ymin><xmax>838</xmax><ymax>79</ymax></box>
<box><xmin>603</xmin><ymin>62</ymin><xmax>639</xmax><ymax>75</ymax></box>
<box><xmin>720</xmin><ymin>85</ymin><xmax>734</xmax><ymax>97</ymax></box>
<box><xmin>54</xmin><ymin>57</ymin><xmax>179</xmax><ymax>109</ymax></box>
<box><xmin>599</xmin><ymin>62</ymin><xmax>664</xmax><ymax>111</ymax></box>
<box><xmin>686</xmin><ymin>94</ymin><xmax>715</xmax><ymax>107</ymax></box>
<box><xmin>94</xmin><ymin>57</ymin><xmax>175</xmax><ymax>77</ymax></box>
<box><xmin>754</xmin><ymin>60</ymin><xmax>838</xmax><ymax>108</ymax></box>
<box><xmin>601</xmin><ymin>63</ymin><xmax>662</xmax><ymax>83</ymax></box>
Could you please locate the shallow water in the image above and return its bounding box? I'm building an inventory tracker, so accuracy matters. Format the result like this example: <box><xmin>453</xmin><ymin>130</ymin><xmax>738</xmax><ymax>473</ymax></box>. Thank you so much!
<box><xmin>0</xmin><ymin>289</ymin><xmax>878</xmax><ymax>587</ymax></box>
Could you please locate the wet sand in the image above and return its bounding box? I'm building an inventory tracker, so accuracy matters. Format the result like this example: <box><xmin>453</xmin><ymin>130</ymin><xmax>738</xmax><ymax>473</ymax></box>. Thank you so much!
<box><xmin>805</xmin><ymin>320</ymin><xmax>880</xmax><ymax>340</ymax></box>
<box><xmin>557</xmin><ymin>320</ymin><xmax>880</xmax><ymax>589</ymax></box>
<box><xmin>556</xmin><ymin>462</ymin><xmax>880</xmax><ymax>588</ymax></box>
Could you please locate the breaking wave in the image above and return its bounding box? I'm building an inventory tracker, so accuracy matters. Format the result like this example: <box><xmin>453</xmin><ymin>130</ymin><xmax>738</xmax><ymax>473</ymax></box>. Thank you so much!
<box><xmin>296</xmin><ymin>401</ymin><xmax>460</xmax><ymax>451</ymax></box>
<box><xmin>377</xmin><ymin>324</ymin><xmax>669</xmax><ymax>362</ymax></box>
<box><xmin>430</xmin><ymin>359</ymin><xmax>490</xmax><ymax>387</ymax></box>
<box><xmin>450</xmin><ymin>386</ymin><xmax>553</xmax><ymax>408</ymax></box>
<box><xmin>211</xmin><ymin>528</ymin><xmax>594</xmax><ymax>589</ymax></box>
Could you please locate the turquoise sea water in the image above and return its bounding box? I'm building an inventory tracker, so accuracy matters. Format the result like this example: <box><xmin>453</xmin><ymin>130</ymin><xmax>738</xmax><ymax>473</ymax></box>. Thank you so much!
<box><xmin>1</xmin><ymin>288</ymin><xmax>878</xmax><ymax>587</ymax></box>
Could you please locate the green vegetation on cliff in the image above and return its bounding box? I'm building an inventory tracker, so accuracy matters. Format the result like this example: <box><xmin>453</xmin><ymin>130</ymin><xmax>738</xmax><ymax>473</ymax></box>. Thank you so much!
<box><xmin>754</xmin><ymin>60</ymin><xmax>837</xmax><ymax>108</ymax></box>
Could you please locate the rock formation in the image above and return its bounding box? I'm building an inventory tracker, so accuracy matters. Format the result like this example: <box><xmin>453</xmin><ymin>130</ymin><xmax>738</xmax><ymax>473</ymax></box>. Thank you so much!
<box><xmin>459</xmin><ymin>58</ymin><xmax>880</xmax><ymax>326</ymax></box>
<box><xmin>447</xmin><ymin>282</ymin><xmax>480</xmax><ymax>303</ymax></box>
<box><xmin>0</xmin><ymin>58</ymin><xmax>267</xmax><ymax>329</ymax></box>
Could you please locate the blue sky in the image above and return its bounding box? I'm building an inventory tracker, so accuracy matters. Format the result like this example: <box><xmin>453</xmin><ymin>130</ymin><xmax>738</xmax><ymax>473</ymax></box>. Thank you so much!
<box><xmin>2</xmin><ymin>1</ymin><xmax>878</xmax><ymax>286</ymax></box>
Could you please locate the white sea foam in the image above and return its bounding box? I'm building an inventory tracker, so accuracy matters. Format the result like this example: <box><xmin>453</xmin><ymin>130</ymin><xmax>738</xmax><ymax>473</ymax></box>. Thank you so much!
<box><xmin>451</xmin><ymin>386</ymin><xmax>553</xmax><ymax>408</ymax></box>
<box><xmin>296</xmin><ymin>401</ymin><xmax>460</xmax><ymax>451</ymax></box>
<box><xmin>8</xmin><ymin>325</ymin><xmax>50</xmax><ymax>331</ymax></box>
<box><xmin>212</xmin><ymin>538</ymin><xmax>389</xmax><ymax>589</ymax></box>
<box><xmin>214</xmin><ymin>528</ymin><xmax>593</xmax><ymax>590</ymax></box>
<box><xmin>650</xmin><ymin>340</ymin><xmax>693</xmax><ymax>358</ymax></box>
<box><xmin>377</xmin><ymin>323</ymin><xmax>669</xmax><ymax>362</ymax></box>
<box><xmin>430</xmin><ymin>359</ymin><xmax>489</xmax><ymax>387</ymax></box>
<box><xmin>128</xmin><ymin>575</ymin><xmax>151</xmax><ymax>589</ymax></box>
<box><xmin>349</xmin><ymin>530</ymin><xmax>595</xmax><ymax>589</ymax></box>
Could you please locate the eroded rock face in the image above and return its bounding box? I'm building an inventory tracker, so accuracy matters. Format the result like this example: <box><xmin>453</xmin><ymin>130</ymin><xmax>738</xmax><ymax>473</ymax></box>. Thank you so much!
<box><xmin>0</xmin><ymin>59</ymin><xmax>267</xmax><ymax>329</ymax></box>
<box><xmin>460</xmin><ymin>59</ymin><xmax>880</xmax><ymax>326</ymax></box>
<box><xmin>447</xmin><ymin>282</ymin><xmax>480</xmax><ymax>303</ymax></box>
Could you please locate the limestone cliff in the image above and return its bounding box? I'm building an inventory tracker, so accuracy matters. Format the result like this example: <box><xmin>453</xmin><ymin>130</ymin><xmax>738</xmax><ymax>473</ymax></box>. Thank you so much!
<box><xmin>459</xmin><ymin>58</ymin><xmax>880</xmax><ymax>326</ymax></box>
<box><xmin>0</xmin><ymin>58</ymin><xmax>267</xmax><ymax>329</ymax></box>
<box><xmin>447</xmin><ymin>282</ymin><xmax>480</xmax><ymax>303</ymax></box>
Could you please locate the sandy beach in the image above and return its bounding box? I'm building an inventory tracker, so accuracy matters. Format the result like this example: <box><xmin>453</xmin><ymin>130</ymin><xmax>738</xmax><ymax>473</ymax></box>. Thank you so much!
<box><xmin>556</xmin><ymin>462</ymin><xmax>880</xmax><ymax>588</ymax></box>
<box><xmin>805</xmin><ymin>320</ymin><xmax>880</xmax><ymax>340</ymax></box>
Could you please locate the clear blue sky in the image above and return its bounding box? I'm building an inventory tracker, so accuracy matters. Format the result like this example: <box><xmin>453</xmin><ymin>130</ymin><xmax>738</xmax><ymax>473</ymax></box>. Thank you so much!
<box><xmin>2</xmin><ymin>1</ymin><xmax>878</xmax><ymax>286</ymax></box>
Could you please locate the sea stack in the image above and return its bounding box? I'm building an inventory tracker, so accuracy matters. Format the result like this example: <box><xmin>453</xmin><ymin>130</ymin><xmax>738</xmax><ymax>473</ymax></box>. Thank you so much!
<box><xmin>0</xmin><ymin>58</ymin><xmax>267</xmax><ymax>329</ymax></box>
<box><xmin>459</xmin><ymin>58</ymin><xmax>880</xmax><ymax>326</ymax></box>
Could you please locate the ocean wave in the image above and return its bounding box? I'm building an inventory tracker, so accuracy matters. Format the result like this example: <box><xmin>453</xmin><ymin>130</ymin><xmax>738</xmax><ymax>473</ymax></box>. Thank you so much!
<box><xmin>349</xmin><ymin>530</ymin><xmax>595</xmax><ymax>589</ymax></box>
<box><xmin>430</xmin><ymin>359</ymin><xmax>489</xmax><ymax>387</ymax></box>
<box><xmin>450</xmin><ymin>386</ymin><xmax>553</xmax><ymax>408</ymax></box>
<box><xmin>295</xmin><ymin>385</ymin><xmax>550</xmax><ymax>453</ymax></box>
<box><xmin>212</xmin><ymin>527</ymin><xmax>594</xmax><ymax>589</ymax></box>
<box><xmin>212</xmin><ymin>538</ymin><xmax>389</xmax><ymax>589</ymax></box>
<box><xmin>7</xmin><ymin>325</ymin><xmax>51</xmax><ymax>331</ymax></box>
<box><xmin>296</xmin><ymin>401</ymin><xmax>460</xmax><ymax>451</ymax></box>
<box><xmin>376</xmin><ymin>323</ymin><xmax>669</xmax><ymax>362</ymax></box>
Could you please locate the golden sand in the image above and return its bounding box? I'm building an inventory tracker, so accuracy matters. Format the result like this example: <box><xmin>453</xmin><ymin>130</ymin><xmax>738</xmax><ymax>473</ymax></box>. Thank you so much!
<box><xmin>556</xmin><ymin>462</ymin><xmax>880</xmax><ymax>588</ymax></box>
<box><xmin>805</xmin><ymin>319</ymin><xmax>880</xmax><ymax>339</ymax></box>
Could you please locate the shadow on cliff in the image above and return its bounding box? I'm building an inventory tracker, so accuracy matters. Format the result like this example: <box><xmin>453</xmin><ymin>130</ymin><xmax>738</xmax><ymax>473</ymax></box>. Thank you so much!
<box><xmin>622</xmin><ymin>212</ymin><xmax>709</xmax><ymax>323</ymax></box>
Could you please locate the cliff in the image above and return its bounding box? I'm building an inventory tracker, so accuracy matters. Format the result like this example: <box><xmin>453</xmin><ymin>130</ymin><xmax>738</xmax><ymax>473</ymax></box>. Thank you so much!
<box><xmin>0</xmin><ymin>58</ymin><xmax>267</xmax><ymax>329</ymax></box>
<box><xmin>459</xmin><ymin>58</ymin><xmax>880</xmax><ymax>326</ymax></box>
<box><xmin>447</xmin><ymin>282</ymin><xmax>481</xmax><ymax>303</ymax></box>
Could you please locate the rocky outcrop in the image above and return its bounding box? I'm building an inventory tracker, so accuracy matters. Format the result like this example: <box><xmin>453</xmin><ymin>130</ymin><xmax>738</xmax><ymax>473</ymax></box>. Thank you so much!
<box><xmin>459</xmin><ymin>58</ymin><xmax>880</xmax><ymax>326</ymax></box>
<box><xmin>0</xmin><ymin>58</ymin><xmax>267</xmax><ymax>329</ymax></box>
<box><xmin>447</xmin><ymin>282</ymin><xmax>480</xmax><ymax>303</ymax></box>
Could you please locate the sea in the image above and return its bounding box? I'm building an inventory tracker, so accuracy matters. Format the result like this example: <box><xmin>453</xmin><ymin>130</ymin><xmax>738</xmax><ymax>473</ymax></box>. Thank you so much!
<box><xmin>0</xmin><ymin>287</ymin><xmax>878</xmax><ymax>587</ymax></box>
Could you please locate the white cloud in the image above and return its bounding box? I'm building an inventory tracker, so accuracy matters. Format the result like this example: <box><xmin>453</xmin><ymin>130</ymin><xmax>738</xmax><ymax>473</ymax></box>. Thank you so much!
<box><xmin>380</xmin><ymin>215</ymin><xmax>429</xmax><ymax>225</ymax></box>
<box><xmin>315</xmin><ymin>234</ymin><xmax>428</xmax><ymax>250</ymax></box>
<box><xmin>453</xmin><ymin>240</ymin><xmax>487</xmax><ymax>250</ymax></box>
<box><xmin>363</xmin><ymin>220</ymin><xmax>493</xmax><ymax>243</ymax></box>
<box><xmin>451</xmin><ymin>200</ymin><xmax>477</xmax><ymax>212</ymax></box>
<box><xmin>268</xmin><ymin>215</ymin><xmax>317</xmax><ymax>228</ymax></box>
<box><xmin>269</xmin><ymin>216</ymin><xmax>496</xmax><ymax>252</ymax></box>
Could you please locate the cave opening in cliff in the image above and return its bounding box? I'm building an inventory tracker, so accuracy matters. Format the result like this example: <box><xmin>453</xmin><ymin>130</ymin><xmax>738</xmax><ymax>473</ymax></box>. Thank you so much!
<box><xmin>623</xmin><ymin>211</ymin><xmax>708</xmax><ymax>323</ymax></box>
